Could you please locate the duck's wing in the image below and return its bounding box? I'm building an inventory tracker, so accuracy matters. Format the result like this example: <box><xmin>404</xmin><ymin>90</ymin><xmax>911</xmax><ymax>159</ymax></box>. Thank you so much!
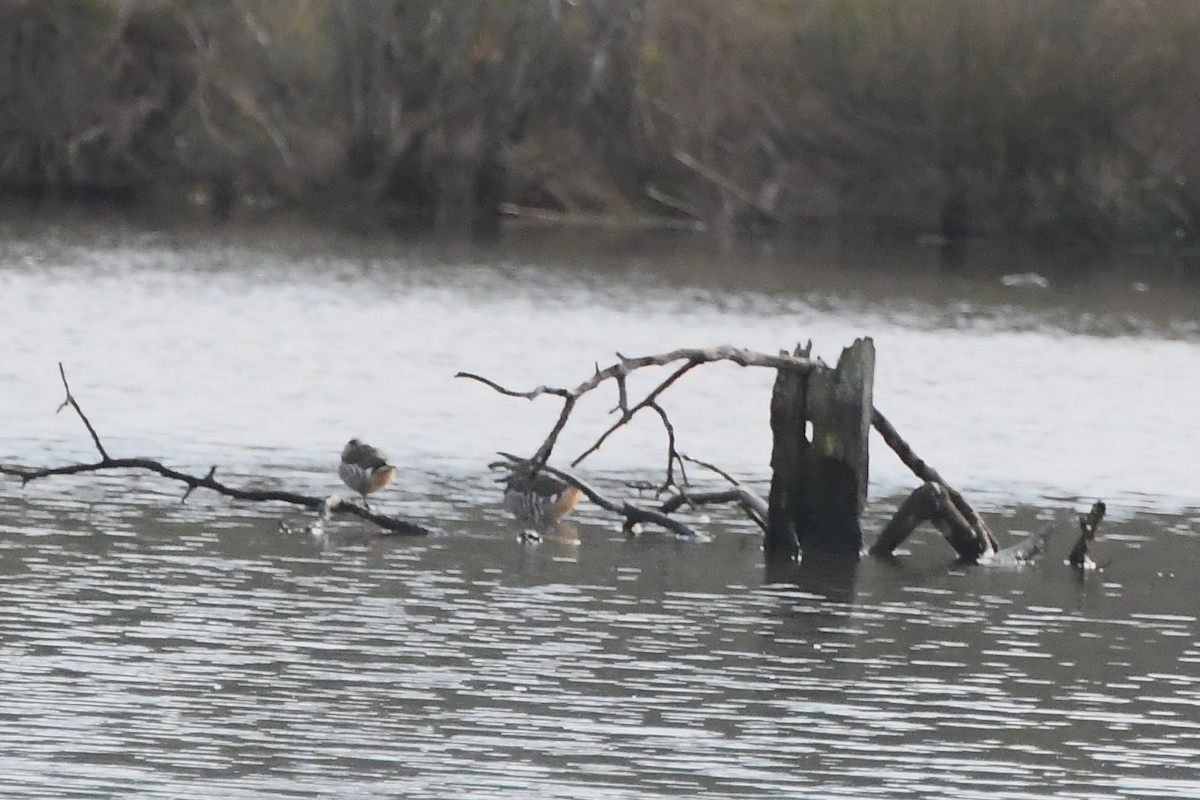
<box><xmin>342</xmin><ymin>440</ymin><xmax>389</xmax><ymax>469</ymax></box>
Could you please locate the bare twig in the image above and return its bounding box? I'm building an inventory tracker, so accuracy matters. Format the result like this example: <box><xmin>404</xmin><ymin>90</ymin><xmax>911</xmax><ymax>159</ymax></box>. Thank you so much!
<box><xmin>680</xmin><ymin>453</ymin><xmax>740</xmax><ymax>488</ymax></box>
<box><xmin>674</xmin><ymin>453</ymin><xmax>769</xmax><ymax>530</ymax></box>
<box><xmin>529</xmin><ymin>395</ymin><xmax>577</xmax><ymax>474</ymax></box>
<box><xmin>55</xmin><ymin>362</ymin><xmax>109</xmax><ymax>460</ymax></box>
<box><xmin>648</xmin><ymin>402</ymin><xmax>679</xmax><ymax>490</ymax></box>
<box><xmin>458</xmin><ymin>346</ymin><xmax>813</xmax><ymax>406</ymax></box>
<box><xmin>612</xmin><ymin>373</ymin><xmax>629</xmax><ymax>414</ymax></box>
<box><xmin>572</xmin><ymin>360</ymin><xmax>696</xmax><ymax>469</ymax></box>
<box><xmin>454</xmin><ymin>373</ymin><xmax>573</xmax><ymax>401</ymax></box>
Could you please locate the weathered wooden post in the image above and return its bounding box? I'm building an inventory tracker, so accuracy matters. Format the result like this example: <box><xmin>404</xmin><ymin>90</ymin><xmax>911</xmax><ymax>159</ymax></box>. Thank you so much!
<box><xmin>766</xmin><ymin>338</ymin><xmax>875</xmax><ymax>560</ymax></box>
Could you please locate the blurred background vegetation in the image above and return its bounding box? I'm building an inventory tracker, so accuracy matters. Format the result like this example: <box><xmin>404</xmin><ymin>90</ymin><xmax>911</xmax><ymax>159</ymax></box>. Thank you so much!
<box><xmin>2</xmin><ymin>0</ymin><xmax>1199</xmax><ymax>244</ymax></box>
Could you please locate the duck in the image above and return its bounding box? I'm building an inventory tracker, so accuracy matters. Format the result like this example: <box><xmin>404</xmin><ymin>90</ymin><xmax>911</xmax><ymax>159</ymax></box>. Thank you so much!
<box><xmin>500</xmin><ymin>461</ymin><xmax>580</xmax><ymax>530</ymax></box>
<box><xmin>338</xmin><ymin>438</ymin><xmax>396</xmax><ymax>511</ymax></box>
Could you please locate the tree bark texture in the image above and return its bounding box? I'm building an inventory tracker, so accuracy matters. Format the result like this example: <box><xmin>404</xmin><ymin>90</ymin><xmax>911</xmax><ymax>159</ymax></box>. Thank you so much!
<box><xmin>766</xmin><ymin>338</ymin><xmax>874</xmax><ymax>559</ymax></box>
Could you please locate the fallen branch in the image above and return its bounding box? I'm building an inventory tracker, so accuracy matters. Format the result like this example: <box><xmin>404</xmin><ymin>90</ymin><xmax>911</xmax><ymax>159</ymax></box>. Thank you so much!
<box><xmin>657</xmin><ymin>487</ymin><xmax>768</xmax><ymax>531</ymax></box>
<box><xmin>643</xmin><ymin>183</ymin><xmax>704</xmax><ymax>222</ymax></box>
<box><xmin>869</xmin><ymin>481</ymin><xmax>982</xmax><ymax>559</ymax></box>
<box><xmin>869</xmin><ymin>481</ymin><xmax>1057</xmax><ymax>565</ymax></box>
<box><xmin>466</xmin><ymin>345</ymin><xmax>1002</xmax><ymax>559</ymax></box>
<box><xmin>1068</xmin><ymin>500</ymin><xmax>1106</xmax><ymax>568</ymax></box>
<box><xmin>664</xmin><ymin>454</ymin><xmax>769</xmax><ymax>531</ymax></box>
<box><xmin>0</xmin><ymin>364</ymin><xmax>430</xmax><ymax>536</ymax></box>
<box><xmin>871</xmin><ymin>408</ymin><xmax>998</xmax><ymax>556</ymax></box>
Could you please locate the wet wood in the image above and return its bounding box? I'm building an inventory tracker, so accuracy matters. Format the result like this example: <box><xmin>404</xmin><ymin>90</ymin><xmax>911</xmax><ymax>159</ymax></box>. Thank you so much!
<box><xmin>870</xmin><ymin>408</ymin><xmax>997</xmax><ymax>555</ymax></box>
<box><xmin>765</xmin><ymin>343</ymin><xmax>810</xmax><ymax>559</ymax></box>
<box><xmin>766</xmin><ymin>338</ymin><xmax>874</xmax><ymax>559</ymax></box>
<box><xmin>869</xmin><ymin>481</ymin><xmax>983</xmax><ymax>559</ymax></box>
<box><xmin>1069</xmin><ymin>500</ymin><xmax>1106</xmax><ymax>568</ymax></box>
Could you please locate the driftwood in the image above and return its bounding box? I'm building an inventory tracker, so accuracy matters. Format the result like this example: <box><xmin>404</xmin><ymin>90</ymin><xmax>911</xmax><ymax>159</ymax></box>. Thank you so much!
<box><xmin>1068</xmin><ymin>500</ymin><xmax>1106</xmax><ymax>568</ymax></box>
<box><xmin>0</xmin><ymin>364</ymin><xmax>430</xmax><ymax>536</ymax></box>
<box><xmin>672</xmin><ymin>149</ymin><xmax>782</xmax><ymax>227</ymax></box>
<box><xmin>871</xmin><ymin>408</ymin><xmax>997</xmax><ymax>556</ymax></box>
<box><xmin>664</xmin><ymin>454</ymin><xmax>769</xmax><ymax>531</ymax></box>
<box><xmin>465</xmin><ymin>343</ymin><xmax>1095</xmax><ymax>568</ymax></box>
<box><xmin>869</xmin><ymin>481</ymin><xmax>998</xmax><ymax>561</ymax></box>
<box><xmin>462</xmin><ymin>344</ymin><xmax>1003</xmax><ymax>558</ymax></box>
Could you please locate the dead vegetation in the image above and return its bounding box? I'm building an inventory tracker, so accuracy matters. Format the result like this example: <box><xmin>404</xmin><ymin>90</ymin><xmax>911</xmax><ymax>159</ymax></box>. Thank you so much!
<box><xmin>2</xmin><ymin>1</ymin><xmax>1198</xmax><ymax>244</ymax></box>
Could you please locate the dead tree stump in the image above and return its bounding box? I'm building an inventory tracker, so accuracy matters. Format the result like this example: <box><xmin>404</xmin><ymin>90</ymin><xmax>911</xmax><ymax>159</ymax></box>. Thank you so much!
<box><xmin>766</xmin><ymin>338</ymin><xmax>874</xmax><ymax>560</ymax></box>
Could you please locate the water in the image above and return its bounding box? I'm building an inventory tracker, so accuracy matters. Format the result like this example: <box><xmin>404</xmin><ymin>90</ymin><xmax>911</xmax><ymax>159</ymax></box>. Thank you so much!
<box><xmin>1</xmin><ymin>215</ymin><xmax>1199</xmax><ymax>797</ymax></box>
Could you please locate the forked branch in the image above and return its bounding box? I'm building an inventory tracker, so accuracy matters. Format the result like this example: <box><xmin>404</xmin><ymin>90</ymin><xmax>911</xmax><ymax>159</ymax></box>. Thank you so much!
<box><xmin>458</xmin><ymin>345</ymin><xmax>815</xmax><ymax>483</ymax></box>
<box><xmin>55</xmin><ymin>362</ymin><xmax>109</xmax><ymax>460</ymax></box>
<box><xmin>460</xmin><ymin>347</ymin><xmax>816</xmax><ymax>536</ymax></box>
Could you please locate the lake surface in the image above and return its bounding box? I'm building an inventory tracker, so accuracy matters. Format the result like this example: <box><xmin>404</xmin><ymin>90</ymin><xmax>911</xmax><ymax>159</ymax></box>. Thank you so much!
<box><xmin>1</xmin><ymin>213</ymin><xmax>1199</xmax><ymax>797</ymax></box>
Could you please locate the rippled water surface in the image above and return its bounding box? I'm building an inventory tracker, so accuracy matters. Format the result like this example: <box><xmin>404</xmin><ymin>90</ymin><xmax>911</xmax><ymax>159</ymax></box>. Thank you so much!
<box><xmin>2</xmin><ymin>216</ymin><xmax>1199</xmax><ymax>797</ymax></box>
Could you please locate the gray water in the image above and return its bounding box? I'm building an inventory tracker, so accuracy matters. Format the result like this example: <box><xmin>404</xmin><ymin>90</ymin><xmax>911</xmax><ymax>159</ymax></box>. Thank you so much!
<box><xmin>1</xmin><ymin>215</ymin><xmax>1199</xmax><ymax>797</ymax></box>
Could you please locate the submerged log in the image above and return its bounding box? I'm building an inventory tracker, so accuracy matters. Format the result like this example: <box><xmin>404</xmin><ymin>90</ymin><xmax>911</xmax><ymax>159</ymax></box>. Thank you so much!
<box><xmin>766</xmin><ymin>338</ymin><xmax>874</xmax><ymax>559</ymax></box>
<box><xmin>869</xmin><ymin>481</ymin><xmax>988</xmax><ymax>560</ymax></box>
<box><xmin>870</xmin><ymin>409</ymin><xmax>997</xmax><ymax>555</ymax></box>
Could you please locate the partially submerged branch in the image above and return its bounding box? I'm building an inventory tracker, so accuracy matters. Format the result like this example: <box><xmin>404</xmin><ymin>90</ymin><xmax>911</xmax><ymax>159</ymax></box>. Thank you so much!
<box><xmin>657</xmin><ymin>487</ymin><xmax>768</xmax><ymax>532</ymax></box>
<box><xmin>1</xmin><ymin>364</ymin><xmax>430</xmax><ymax>536</ymax></box>
<box><xmin>463</xmin><ymin>348</ymin><xmax>812</xmax><ymax>537</ymax></box>
<box><xmin>1068</xmin><ymin>500</ymin><xmax>1106</xmax><ymax>568</ymax></box>
<box><xmin>667</xmin><ymin>454</ymin><xmax>768</xmax><ymax>531</ymax></box>
<box><xmin>465</xmin><ymin>345</ymin><xmax>1007</xmax><ymax>558</ymax></box>
<box><xmin>465</xmin><ymin>344</ymin><xmax>1077</xmax><ymax>567</ymax></box>
<box><xmin>868</xmin><ymin>482</ymin><xmax>1027</xmax><ymax>563</ymax></box>
<box><xmin>871</xmin><ymin>408</ymin><xmax>998</xmax><ymax>555</ymax></box>
<box><xmin>870</xmin><ymin>482</ymin><xmax>973</xmax><ymax>558</ymax></box>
